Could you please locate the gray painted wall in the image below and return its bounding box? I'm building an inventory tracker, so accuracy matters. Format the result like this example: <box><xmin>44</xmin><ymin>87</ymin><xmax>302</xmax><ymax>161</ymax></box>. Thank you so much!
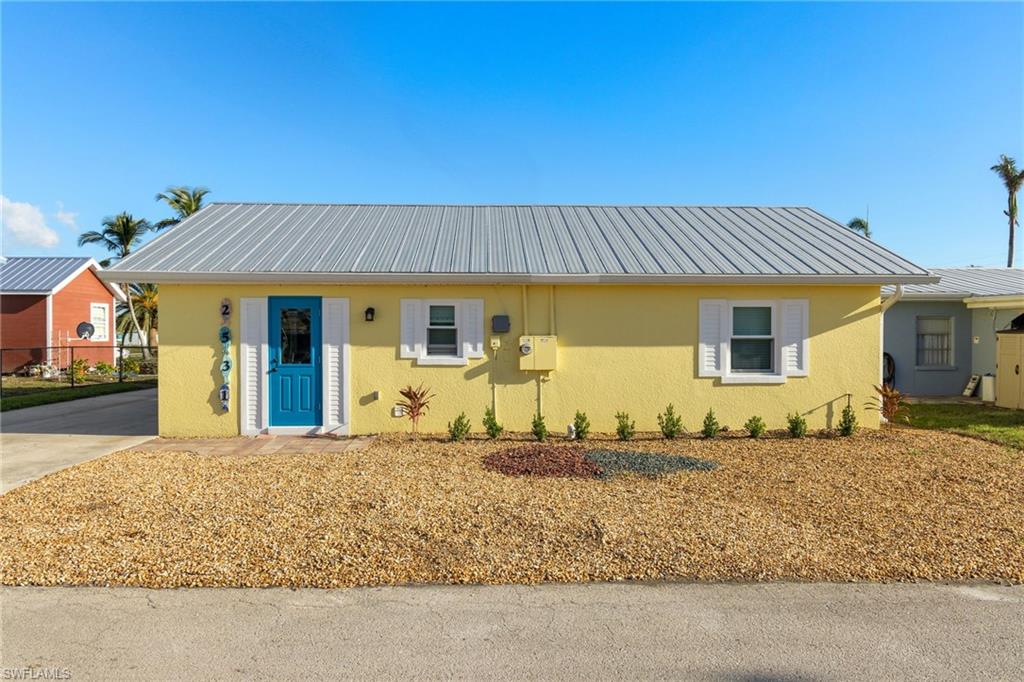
<box><xmin>972</xmin><ymin>307</ymin><xmax>1024</xmax><ymax>376</ymax></box>
<box><xmin>883</xmin><ymin>301</ymin><xmax>971</xmax><ymax>395</ymax></box>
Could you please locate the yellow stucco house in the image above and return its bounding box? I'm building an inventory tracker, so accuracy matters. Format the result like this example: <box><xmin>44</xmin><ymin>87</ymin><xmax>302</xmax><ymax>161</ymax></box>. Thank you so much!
<box><xmin>102</xmin><ymin>204</ymin><xmax>934</xmax><ymax>437</ymax></box>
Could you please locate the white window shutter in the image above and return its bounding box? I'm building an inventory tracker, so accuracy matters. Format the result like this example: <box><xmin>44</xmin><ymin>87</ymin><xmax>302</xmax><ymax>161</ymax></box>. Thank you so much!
<box><xmin>400</xmin><ymin>299</ymin><xmax>422</xmax><ymax>358</ymax></box>
<box><xmin>321</xmin><ymin>298</ymin><xmax>349</xmax><ymax>433</ymax></box>
<box><xmin>780</xmin><ymin>299</ymin><xmax>810</xmax><ymax>376</ymax></box>
<box><xmin>698</xmin><ymin>299</ymin><xmax>727</xmax><ymax>377</ymax></box>
<box><xmin>462</xmin><ymin>299</ymin><xmax>485</xmax><ymax>359</ymax></box>
<box><xmin>239</xmin><ymin>297</ymin><xmax>268</xmax><ymax>435</ymax></box>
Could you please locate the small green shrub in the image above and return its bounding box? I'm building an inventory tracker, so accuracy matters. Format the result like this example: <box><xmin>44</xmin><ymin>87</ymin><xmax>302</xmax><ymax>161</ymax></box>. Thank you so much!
<box><xmin>448</xmin><ymin>412</ymin><xmax>471</xmax><ymax>442</ymax></box>
<box><xmin>69</xmin><ymin>358</ymin><xmax>89</xmax><ymax>383</ymax></box>
<box><xmin>701</xmin><ymin>409</ymin><xmax>720</xmax><ymax>438</ymax></box>
<box><xmin>787</xmin><ymin>412</ymin><xmax>807</xmax><ymax>438</ymax></box>
<box><xmin>838</xmin><ymin>404</ymin><xmax>858</xmax><ymax>436</ymax></box>
<box><xmin>93</xmin><ymin>361</ymin><xmax>116</xmax><ymax>376</ymax></box>
<box><xmin>572</xmin><ymin>411</ymin><xmax>591</xmax><ymax>440</ymax></box>
<box><xmin>657</xmin><ymin>403</ymin><xmax>684</xmax><ymax>439</ymax></box>
<box><xmin>615</xmin><ymin>412</ymin><xmax>636</xmax><ymax>441</ymax></box>
<box><xmin>531</xmin><ymin>413</ymin><xmax>548</xmax><ymax>442</ymax></box>
<box><xmin>120</xmin><ymin>357</ymin><xmax>141</xmax><ymax>375</ymax></box>
<box><xmin>745</xmin><ymin>415</ymin><xmax>766</xmax><ymax>438</ymax></box>
<box><xmin>482</xmin><ymin>406</ymin><xmax>504</xmax><ymax>439</ymax></box>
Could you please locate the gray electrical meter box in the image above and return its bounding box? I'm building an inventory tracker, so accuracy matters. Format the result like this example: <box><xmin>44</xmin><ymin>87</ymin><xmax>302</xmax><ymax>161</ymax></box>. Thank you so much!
<box><xmin>491</xmin><ymin>315</ymin><xmax>511</xmax><ymax>334</ymax></box>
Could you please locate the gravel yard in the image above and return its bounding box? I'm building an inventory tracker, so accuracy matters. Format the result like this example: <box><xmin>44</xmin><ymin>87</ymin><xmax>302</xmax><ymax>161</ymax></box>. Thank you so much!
<box><xmin>1</xmin><ymin>428</ymin><xmax>1022</xmax><ymax>587</ymax></box>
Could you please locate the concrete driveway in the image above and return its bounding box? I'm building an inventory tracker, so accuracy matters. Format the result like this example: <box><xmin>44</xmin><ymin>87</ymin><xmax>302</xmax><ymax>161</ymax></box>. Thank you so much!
<box><xmin>1</xmin><ymin>583</ymin><xmax>1021</xmax><ymax>680</ymax></box>
<box><xmin>0</xmin><ymin>388</ymin><xmax>157</xmax><ymax>493</ymax></box>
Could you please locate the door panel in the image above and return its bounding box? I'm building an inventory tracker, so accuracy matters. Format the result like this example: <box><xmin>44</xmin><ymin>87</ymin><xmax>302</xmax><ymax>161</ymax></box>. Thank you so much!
<box><xmin>996</xmin><ymin>334</ymin><xmax>1021</xmax><ymax>409</ymax></box>
<box><xmin>269</xmin><ymin>297</ymin><xmax>322</xmax><ymax>426</ymax></box>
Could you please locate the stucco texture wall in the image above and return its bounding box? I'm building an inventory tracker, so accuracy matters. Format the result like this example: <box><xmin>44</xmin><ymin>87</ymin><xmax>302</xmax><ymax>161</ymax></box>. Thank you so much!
<box><xmin>972</xmin><ymin>307</ymin><xmax>1024</xmax><ymax>376</ymax></box>
<box><xmin>159</xmin><ymin>283</ymin><xmax>881</xmax><ymax>437</ymax></box>
<box><xmin>883</xmin><ymin>300</ymin><xmax>971</xmax><ymax>396</ymax></box>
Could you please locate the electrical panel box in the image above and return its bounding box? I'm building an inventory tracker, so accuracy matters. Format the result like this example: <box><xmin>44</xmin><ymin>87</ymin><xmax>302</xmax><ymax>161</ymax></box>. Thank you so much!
<box><xmin>519</xmin><ymin>335</ymin><xmax>557</xmax><ymax>371</ymax></box>
<box><xmin>491</xmin><ymin>315</ymin><xmax>511</xmax><ymax>334</ymax></box>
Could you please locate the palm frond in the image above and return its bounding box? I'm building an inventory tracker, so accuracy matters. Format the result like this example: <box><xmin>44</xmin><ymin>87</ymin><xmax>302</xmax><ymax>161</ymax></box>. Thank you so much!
<box><xmin>155</xmin><ymin>185</ymin><xmax>210</xmax><ymax>229</ymax></box>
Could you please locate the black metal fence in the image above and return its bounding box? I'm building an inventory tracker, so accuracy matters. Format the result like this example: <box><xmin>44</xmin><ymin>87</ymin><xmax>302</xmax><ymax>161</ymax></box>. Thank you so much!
<box><xmin>0</xmin><ymin>345</ymin><xmax>158</xmax><ymax>397</ymax></box>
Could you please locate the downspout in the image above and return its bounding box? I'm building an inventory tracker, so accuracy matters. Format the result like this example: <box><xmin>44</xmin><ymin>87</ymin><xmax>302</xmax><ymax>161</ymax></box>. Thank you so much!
<box><xmin>521</xmin><ymin>286</ymin><xmax>529</xmax><ymax>336</ymax></box>
<box><xmin>880</xmin><ymin>284</ymin><xmax>904</xmax><ymax>313</ymax></box>
<box><xmin>879</xmin><ymin>284</ymin><xmax>904</xmax><ymax>386</ymax></box>
<box><xmin>549</xmin><ymin>285</ymin><xmax>556</xmax><ymax>335</ymax></box>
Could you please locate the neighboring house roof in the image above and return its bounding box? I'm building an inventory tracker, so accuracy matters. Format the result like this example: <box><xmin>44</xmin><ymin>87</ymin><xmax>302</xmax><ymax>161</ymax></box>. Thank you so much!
<box><xmin>882</xmin><ymin>268</ymin><xmax>1024</xmax><ymax>301</ymax></box>
<box><xmin>0</xmin><ymin>256</ymin><xmax>126</xmax><ymax>300</ymax></box>
<box><xmin>103</xmin><ymin>203</ymin><xmax>934</xmax><ymax>285</ymax></box>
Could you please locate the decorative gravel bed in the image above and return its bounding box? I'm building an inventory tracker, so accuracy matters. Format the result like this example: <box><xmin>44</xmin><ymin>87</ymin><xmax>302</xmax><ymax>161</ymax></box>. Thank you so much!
<box><xmin>483</xmin><ymin>444</ymin><xmax>602</xmax><ymax>478</ymax></box>
<box><xmin>584</xmin><ymin>449</ymin><xmax>718</xmax><ymax>478</ymax></box>
<box><xmin>1</xmin><ymin>428</ymin><xmax>1022</xmax><ymax>587</ymax></box>
<box><xmin>484</xmin><ymin>445</ymin><xmax>718</xmax><ymax>479</ymax></box>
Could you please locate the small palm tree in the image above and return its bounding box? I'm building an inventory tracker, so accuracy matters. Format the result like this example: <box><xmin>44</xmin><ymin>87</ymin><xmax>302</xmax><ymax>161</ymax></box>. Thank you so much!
<box><xmin>990</xmin><ymin>155</ymin><xmax>1024</xmax><ymax>267</ymax></box>
<box><xmin>847</xmin><ymin>217</ymin><xmax>871</xmax><ymax>239</ymax></box>
<box><xmin>155</xmin><ymin>185</ymin><xmax>210</xmax><ymax>229</ymax></box>
<box><xmin>117</xmin><ymin>283</ymin><xmax>158</xmax><ymax>351</ymax></box>
<box><xmin>78</xmin><ymin>213</ymin><xmax>151</xmax><ymax>350</ymax></box>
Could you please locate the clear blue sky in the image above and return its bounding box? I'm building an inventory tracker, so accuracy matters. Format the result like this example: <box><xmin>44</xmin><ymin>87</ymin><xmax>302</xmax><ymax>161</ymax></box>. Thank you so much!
<box><xmin>3</xmin><ymin>1</ymin><xmax>1022</xmax><ymax>267</ymax></box>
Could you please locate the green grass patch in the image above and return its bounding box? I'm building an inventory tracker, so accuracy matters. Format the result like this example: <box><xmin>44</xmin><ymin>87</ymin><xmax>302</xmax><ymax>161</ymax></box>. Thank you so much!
<box><xmin>904</xmin><ymin>403</ymin><xmax>1024</xmax><ymax>449</ymax></box>
<box><xmin>0</xmin><ymin>379</ymin><xmax>157</xmax><ymax>412</ymax></box>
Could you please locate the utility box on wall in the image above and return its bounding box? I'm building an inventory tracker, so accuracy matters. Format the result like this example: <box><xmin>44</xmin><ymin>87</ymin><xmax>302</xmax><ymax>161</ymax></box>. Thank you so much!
<box><xmin>519</xmin><ymin>335</ymin><xmax>557</xmax><ymax>371</ymax></box>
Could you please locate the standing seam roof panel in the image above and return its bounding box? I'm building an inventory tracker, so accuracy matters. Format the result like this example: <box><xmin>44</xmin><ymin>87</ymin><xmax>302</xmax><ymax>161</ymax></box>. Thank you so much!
<box><xmin>105</xmin><ymin>203</ymin><xmax>931</xmax><ymax>278</ymax></box>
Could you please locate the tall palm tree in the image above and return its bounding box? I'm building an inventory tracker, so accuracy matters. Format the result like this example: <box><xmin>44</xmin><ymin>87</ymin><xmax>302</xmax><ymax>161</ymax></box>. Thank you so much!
<box><xmin>78</xmin><ymin>212</ymin><xmax>151</xmax><ymax>349</ymax></box>
<box><xmin>847</xmin><ymin>217</ymin><xmax>871</xmax><ymax>239</ymax></box>
<box><xmin>990</xmin><ymin>155</ymin><xmax>1024</xmax><ymax>267</ymax></box>
<box><xmin>155</xmin><ymin>186</ymin><xmax>210</xmax><ymax>229</ymax></box>
<box><xmin>117</xmin><ymin>283</ymin><xmax>158</xmax><ymax>351</ymax></box>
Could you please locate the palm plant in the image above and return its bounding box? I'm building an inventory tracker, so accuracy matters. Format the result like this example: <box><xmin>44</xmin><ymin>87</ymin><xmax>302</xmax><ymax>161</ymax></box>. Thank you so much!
<box><xmin>397</xmin><ymin>384</ymin><xmax>435</xmax><ymax>433</ymax></box>
<box><xmin>847</xmin><ymin>217</ymin><xmax>871</xmax><ymax>239</ymax></box>
<box><xmin>78</xmin><ymin>212</ymin><xmax>151</xmax><ymax>350</ymax></box>
<box><xmin>117</xmin><ymin>283</ymin><xmax>158</xmax><ymax>351</ymax></box>
<box><xmin>155</xmin><ymin>185</ymin><xmax>210</xmax><ymax>229</ymax></box>
<box><xmin>990</xmin><ymin>155</ymin><xmax>1024</xmax><ymax>267</ymax></box>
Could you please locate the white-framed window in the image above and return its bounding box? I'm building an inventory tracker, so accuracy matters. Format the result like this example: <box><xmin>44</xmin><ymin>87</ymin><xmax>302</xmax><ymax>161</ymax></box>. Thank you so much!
<box><xmin>400</xmin><ymin>298</ymin><xmax>484</xmax><ymax>366</ymax></box>
<box><xmin>426</xmin><ymin>303</ymin><xmax>459</xmax><ymax>357</ymax></box>
<box><xmin>699</xmin><ymin>298</ymin><xmax>807</xmax><ymax>383</ymax></box>
<box><xmin>916</xmin><ymin>316</ymin><xmax>953</xmax><ymax>368</ymax></box>
<box><xmin>729</xmin><ymin>302</ymin><xmax>776</xmax><ymax>374</ymax></box>
<box><xmin>90</xmin><ymin>303</ymin><xmax>109</xmax><ymax>342</ymax></box>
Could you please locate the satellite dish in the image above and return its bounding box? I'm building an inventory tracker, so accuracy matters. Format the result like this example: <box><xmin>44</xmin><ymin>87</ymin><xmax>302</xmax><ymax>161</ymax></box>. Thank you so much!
<box><xmin>76</xmin><ymin>322</ymin><xmax>95</xmax><ymax>340</ymax></box>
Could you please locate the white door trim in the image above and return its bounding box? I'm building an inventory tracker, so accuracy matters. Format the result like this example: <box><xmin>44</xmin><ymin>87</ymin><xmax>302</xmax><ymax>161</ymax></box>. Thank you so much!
<box><xmin>240</xmin><ymin>296</ymin><xmax>350</xmax><ymax>436</ymax></box>
<box><xmin>321</xmin><ymin>297</ymin><xmax>350</xmax><ymax>435</ymax></box>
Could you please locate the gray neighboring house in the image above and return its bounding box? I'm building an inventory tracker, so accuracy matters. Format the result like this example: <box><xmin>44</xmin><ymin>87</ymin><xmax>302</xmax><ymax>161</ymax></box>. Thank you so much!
<box><xmin>882</xmin><ymin>268</ymin><xmax>1024</xmax><ymax>396</ymax></box>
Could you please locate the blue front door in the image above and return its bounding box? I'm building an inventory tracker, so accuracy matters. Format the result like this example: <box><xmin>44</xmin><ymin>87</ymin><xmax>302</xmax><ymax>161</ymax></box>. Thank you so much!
<box><xmin>269</xmin><ymin>296</ymin><xmax>322</xmax><ymax>427</ymax></box>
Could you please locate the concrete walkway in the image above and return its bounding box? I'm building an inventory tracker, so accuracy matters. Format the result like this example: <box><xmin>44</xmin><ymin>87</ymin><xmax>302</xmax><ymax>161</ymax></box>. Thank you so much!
<box><xmin>1</xmin><ymin>583</ymin><xmax>1021</xmax><ymax>680</ymax></box>
<box><xmin>0</xmin><ymin>388</ymin><xmax>157</xmax><ymax>493</ymax></box>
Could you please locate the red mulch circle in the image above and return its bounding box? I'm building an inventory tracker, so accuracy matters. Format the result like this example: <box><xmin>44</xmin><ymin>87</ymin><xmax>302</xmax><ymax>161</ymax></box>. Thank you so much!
<box><xmin>482</xmin><ymin>444</ymin><xmax>602</xmax><ymax>479</ymax></box>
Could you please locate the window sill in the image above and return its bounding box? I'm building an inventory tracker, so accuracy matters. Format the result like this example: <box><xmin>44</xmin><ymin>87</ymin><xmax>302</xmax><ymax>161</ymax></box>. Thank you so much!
<box><xmin>914</xmin><ymin>366</ymin><xmax>958</xmax><ymax>372</ymax></box>
<box><xmin>720</xmin><ymin>374</ymin><xmax>787</xmax><ymax>385</ymax></box>
<box><xmin>416</xmin><ymin>356</ymin><xmax>468</xmax><ymax>367</ymax></box>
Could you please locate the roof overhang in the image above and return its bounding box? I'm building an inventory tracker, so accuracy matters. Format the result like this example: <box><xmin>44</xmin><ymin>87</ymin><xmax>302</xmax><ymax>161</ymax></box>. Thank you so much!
<box><xmin>880</xmin><ymin>292</ymin><xmax>969</xmax><ymax>302</ymax></box>
<box><xmin>98</xmin><ymin>270</ymin><xmax>940</xmax><ymax>286</ymax></box>
<box><xmin>964</xmin><ymin>294</ymin><xmax>1024</xmax><ymax>309</ymax></box>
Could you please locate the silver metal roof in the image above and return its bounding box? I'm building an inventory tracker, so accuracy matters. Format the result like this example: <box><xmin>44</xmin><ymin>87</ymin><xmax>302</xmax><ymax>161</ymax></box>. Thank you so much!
<box><xmin>104</xmin><ymin>204</ymin><xmax>934</xmax><ymax>284</ymax></box>
<box><xmin>882</xmin><ymin>267</ymin><xmax>1024</xmax><ymax>299</ymax></box>
<box><xmin>0</xmin><ymin>256</ymin><xmax>93</xmax><ymax>293</ymax></box>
